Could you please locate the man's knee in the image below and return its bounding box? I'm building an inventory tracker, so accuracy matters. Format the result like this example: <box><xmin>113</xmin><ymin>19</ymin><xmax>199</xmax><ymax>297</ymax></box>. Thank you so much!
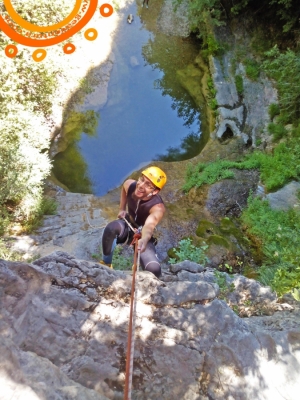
<box><xmin>144</xmin><ymin>261</ymin><xmax>161</xmax><ymax>278</ymax></box>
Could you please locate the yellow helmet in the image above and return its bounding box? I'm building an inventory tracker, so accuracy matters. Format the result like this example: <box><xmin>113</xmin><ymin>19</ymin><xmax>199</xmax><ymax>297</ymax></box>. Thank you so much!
<box><xmin>142</xmin><ymin>166</ymin><xmax>167</xmax><ymax>189</ymax></box>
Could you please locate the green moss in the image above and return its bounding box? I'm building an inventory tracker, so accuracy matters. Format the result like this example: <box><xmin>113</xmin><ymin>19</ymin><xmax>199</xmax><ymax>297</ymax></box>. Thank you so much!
<box><xmin>268</xmin><ymin>103</ymin><xmax>280</xmax><ymax>120</ymax></box>
<box><xmin>176</xmin><ymin>65</ymin><xmax>205</xmax><ymax>108</ymax></box>
<box><xmin>235</xmin><ymin>74</ymin><xmax>244</xmax><ymax>95</ymax></box>
<box><xmin>245</xmin><ymin>58</ymin><xmax>260</xmax><ymax>81</ymax></box>
<box><xmin>219</xmin><ymin>217</ymin><xmax>236</xmax><ymax>231</ymax></box>
<box><xmin>207</xmin><ymin>235</ymin><xmax>231</xmax><ymax>249</ymax></box>
<box><xmin>196</xmin><ymin>220</ymin><xmax>219</xmax><ymax>237</ymax></box>
<box><xmin>167</xmin><ymin>247</ymin><xmax>178</xmax><ymax>259</ymax></box>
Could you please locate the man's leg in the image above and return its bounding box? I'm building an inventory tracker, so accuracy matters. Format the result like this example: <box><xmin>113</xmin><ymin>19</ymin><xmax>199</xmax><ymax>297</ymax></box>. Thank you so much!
<box><xmin>102</xmin><ymin>220</ymin><xmax>128</xmax><ymax>264</ymax></box>
<box><xmin>140</xmin><ymin>240</ymin><xmax>161</xmax><ymax>278</ymax></box>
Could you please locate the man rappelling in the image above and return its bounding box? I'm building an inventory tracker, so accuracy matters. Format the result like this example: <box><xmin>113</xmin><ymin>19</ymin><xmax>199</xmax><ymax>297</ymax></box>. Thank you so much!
<box><xmin>100</xmin><ymin>166</ymin><xmax>167</xmax><ymax>278</ymax></box>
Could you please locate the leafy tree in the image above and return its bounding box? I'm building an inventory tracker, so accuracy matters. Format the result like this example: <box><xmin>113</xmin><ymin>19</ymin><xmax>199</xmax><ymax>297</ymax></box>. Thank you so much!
<box><xmin>0</xmin><ymin>0</ymin><xmax>72</xmax><ymax>232</ymax></box>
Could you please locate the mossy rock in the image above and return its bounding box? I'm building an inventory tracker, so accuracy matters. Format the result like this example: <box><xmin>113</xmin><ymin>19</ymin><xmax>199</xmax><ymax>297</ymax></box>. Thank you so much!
<box><xmin>196</xmin><ymin>220</ymin><xmax>221</xmax><ymax>238</ymax></box>
<box><xmin>167</xmin><ymin>247</ymin><xmax>178</xmax><ymax>259</ymax></box>
<box><xmin>177</xmin><ymin>64</ymin><xmax>204</xmax><ymax>108</ymax></box>
<box><xmin>219</xmin><ymin>217</ymin><xmax>250</xmax><ymax>248</ymax></box>
<box><xmin>206</xmin><ymin>235</ymin><xmax>231</xmax><ymax>249</ymax></box>
<box><xmin>219</xmin><ymin>217</ymin><xmax>236</xmax><ymax>231</ymax></box>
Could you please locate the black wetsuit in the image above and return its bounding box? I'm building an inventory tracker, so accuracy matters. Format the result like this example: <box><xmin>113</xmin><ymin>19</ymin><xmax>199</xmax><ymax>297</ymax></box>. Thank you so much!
<box><xmin>102</xmin><ymin>182</ymin><xmax>164</xmax><ymax>277</ymax></box>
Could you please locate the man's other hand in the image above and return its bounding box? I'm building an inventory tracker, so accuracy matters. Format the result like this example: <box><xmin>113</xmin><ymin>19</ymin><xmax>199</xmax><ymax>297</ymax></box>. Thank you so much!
<box><xmin>118</xmin><ymin>210</ymin><xmax>127</xmax><ymax>219</ymax></box>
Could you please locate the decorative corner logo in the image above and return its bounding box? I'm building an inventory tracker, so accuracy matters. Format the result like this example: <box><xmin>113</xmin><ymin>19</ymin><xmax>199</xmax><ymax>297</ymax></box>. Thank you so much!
<box><xmin>0</xmin><ymin>0</ymin><xmax>113</xmax><ymax>61</ymax></box>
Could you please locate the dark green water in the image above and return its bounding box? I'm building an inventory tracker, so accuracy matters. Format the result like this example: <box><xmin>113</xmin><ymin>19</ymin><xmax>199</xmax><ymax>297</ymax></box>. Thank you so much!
<box><xmin>53</xmin><ymin>1</ymin><xmax>208</xmax><ymax>195</ymax></box>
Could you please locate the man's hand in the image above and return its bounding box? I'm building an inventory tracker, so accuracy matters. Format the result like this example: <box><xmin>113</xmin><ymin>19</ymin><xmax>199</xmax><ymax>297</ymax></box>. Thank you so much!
<box><xmin>118</xmin><ymin>210</ymin><xmax>127</xmax><ymax>219</ymax></box>
<box><xmin>137</xmin><ymin>238</ymin><xmax>147</xmax><ymax>253</ymax></box>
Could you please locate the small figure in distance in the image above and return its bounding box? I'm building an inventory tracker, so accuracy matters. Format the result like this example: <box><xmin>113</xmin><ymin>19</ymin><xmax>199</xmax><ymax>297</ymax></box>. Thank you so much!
<box><xmin>142</xmin><ymin>0</ymin><xmax>149</xmax><ymax>9</ymax></box>
<box><xmin>127</xmin><ymin>14</ymin><xmax>134</xmax><ymax>24</ymax></box>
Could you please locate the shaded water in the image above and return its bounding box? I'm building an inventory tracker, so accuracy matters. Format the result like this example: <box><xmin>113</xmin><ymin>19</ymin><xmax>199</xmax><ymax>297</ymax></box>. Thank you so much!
<box><xmin>53</xmin><ymin>1</ymin><xmax>207</xmax><ymax>195</ymax></box>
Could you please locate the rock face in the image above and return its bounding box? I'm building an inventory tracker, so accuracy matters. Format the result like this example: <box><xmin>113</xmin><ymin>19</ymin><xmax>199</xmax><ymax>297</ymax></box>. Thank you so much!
<box><xmin>1</xmin><ymin>254</ymin><xmax>299</xmax><ymax>399</ymax></box>
<box><xmin>11</xmin><ymin>185</ymin><xmax>108</xmax><ymax>261</ymax></box>
<box><xmin>265</xmin><ymin>181</ymin><xmax>300</xmax><ymax>211</ymax></box>
<box><xmin>210</xmin><ymin>28</ymin><xmax>278</xmax><ymax>147</ymax></box>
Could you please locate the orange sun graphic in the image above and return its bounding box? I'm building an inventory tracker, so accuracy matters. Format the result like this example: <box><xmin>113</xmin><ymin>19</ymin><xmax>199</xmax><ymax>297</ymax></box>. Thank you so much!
<box><xmin>0</xmin><ymin>1</ymin><xmax>113</xmax><ymax>61</ymax></box>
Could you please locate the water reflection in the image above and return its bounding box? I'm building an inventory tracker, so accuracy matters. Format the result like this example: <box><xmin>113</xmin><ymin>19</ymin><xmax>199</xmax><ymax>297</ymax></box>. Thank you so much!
<box><xmin>53</xmin><ymin>2</ymin><xmax>207</xmax><ymax>195</ymax></box>
<box><xmin>142</xmin><ymin>35</ymin><xmax>200</xmax><ymax>128</ymax></box>
<box><xmin>52</xmin><ymin>111</ymin><xmax>98</xmax><ymax>193</ymax></box>
<box><xmin>143</xmin><ymin>34</ymin><xmax>208</xmax><ymax>161</ymax></box>
<box><xmin>155</xmin><ymin>132</ymin><xmax>201</xmax><ymax>161</ymax></box>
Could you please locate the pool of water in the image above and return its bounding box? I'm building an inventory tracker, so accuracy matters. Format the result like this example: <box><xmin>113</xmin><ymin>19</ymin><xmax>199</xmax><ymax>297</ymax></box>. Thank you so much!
<box><xmin>53</xmin><ymin>1</ymin><xmax>207</xmax><ymax>196</ymax></box>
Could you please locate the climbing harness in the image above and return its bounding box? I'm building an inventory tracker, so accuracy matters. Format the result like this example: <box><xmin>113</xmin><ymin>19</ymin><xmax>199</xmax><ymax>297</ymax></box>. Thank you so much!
<box><xmin>124</xmin><ymin>231</ymin><xmax>141</xmax><ymax>400</ymax></box>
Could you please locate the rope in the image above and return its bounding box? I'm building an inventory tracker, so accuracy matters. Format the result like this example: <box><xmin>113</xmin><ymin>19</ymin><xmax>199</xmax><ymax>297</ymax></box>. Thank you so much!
<box><xmin>84</xmin><ymin>211</ymin><xmax>107</xmax><ymax>230</ymax></box>
<box><xmin>124</xmin><ymin>233</ymin><xmax>141</xmax><ymax>400</ymax></box>
<box><xmin>122</xmin><ymin>217</ymin><xmax>142</xmax><ymax>234</ymax></box>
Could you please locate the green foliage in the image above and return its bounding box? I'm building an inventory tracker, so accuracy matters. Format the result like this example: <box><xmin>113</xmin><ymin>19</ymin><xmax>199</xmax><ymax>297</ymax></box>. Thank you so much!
<box><xmin>230</xmin><ymin>0</ymin><xmax>249</xmax><ymax>16</ymax></box>
<box><xmin>173</xmin><ymin>0</ymin><xmax>224</xmax><ymax>37</ymax></box>
<box><xmin>169</xmin><ymin>238</ymin><xmax>208</xmax><ymax>264</ymax></box>
<box><xmin>268</xmin><ymin>103</ymin><xmax>280</xmax><ymax>120</ymax></box>
<box><xmin>241</xmin><ymin>196</ymin><xmax>300</xmax><ymax>295</ymax></box>
<box><xmin>235</xmin><ymin>75</ymin><xmax>244</xmax><ymax>95</ymax></box>
<box><xmin>183</xmin><ymin>137</ymin><xmax>300</xmax><ymax>193</ymax></box>
<box><xmin>173</xmin><ymin>0</ymin><xmax>300</xmax><ymax>41</ymax></box>
<box><xmin>0</xmin><ymin>0</ymin><xmax>74</xmax><ymax>234</ymax></box>
<box><xmin>79</xmin><ymin>78</ymin><xmax>93</xmax><ymax>95</ymax></box>
<box><xmin>183</xmin><ymin>159</ymin><xmax>251</xmax><ymax>192</ymax></box>
<box><xmin>263</xmin><ymin>46</ymin><xmax>300</xmax><ymax>123</ymax></box>
<box><xmin>173</xmin><ymin>0</ymin><xmax>226</xmax><ymax>65</ymax></box>
<box><xmin>244</xmin><ymin>58</ymin><xmax>260</xmax><ymax>81</ymax></box>
<box><xmin>207</xmin><ymin>78</ymin><xmax>217</xmax><ymax>96</ymax></box>
<box><xmin>254</xmin><ymin>138</ymin><xmax>300</xmax><ymax>190</ymax></box>
<box><xmin>268</xmin><ymin>0</ymin><xmax>300</xmax><ymax>33</ymax></box>
<box><xmin>214</xmin><ymin>270</ymin><xmax>235</xmax><ymax>299</ymax></box>
<box><xmin>206</xmin><ymin>77</ymin><xmax>218</xmax><ymax>110</ymax></box>
<box><xmin>272</xmin><ymin>267</ymin><xmax>300</xmax><ymax>296</ymax></box>
<box><xmin>291</xmin><ymin>288</ymin><xmax>300</xmax><ymax>302</ymax></box>
<box><xmin>183</xmin><ymin>160</ymin><xmax>234</xmax><ymax>192</ymax></box>
<box><xmin>0</xmin><ymin>239</ymin><xmax>23</xmax><ymax>261</ymax></box>
<box><xmin>92</xmin><ymin>245</ymin><xmax>132</xmax><ymax>271</ymax></box>
<box><xmin>201</xmin><ymin>35</ymin><xmax>226</xmax><ymax>60</ymax></box>
<box><xmin>112</xmin><ymin>246</ymin><xmax>132</xmax><ymax>271</ymax></box>
<box><xmin>112</xmin><ymin>0</ymin><xmax>121</xmax><ymax>12</ymax></box>
<box><xmin>267</xmin><ymin>122</ymin><xmax>288</xmax><ymax>141</ymax></box>
<box><xmin>23</xmin><ymin>197</ymin><xmax>57</xmax><ymax>233</ymax></box>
